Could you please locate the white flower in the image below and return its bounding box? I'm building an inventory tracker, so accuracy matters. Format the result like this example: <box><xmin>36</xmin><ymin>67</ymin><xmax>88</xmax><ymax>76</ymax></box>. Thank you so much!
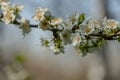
<box><xmin>50</xmin><ymin>17</ymin><xmax>63</xmax><ymax>26</ymax></box>
<box><xmin>39</xmin><ymin>19</ymin><xmax>50</xmax><ymax>31</ymax></box>
<box><xmin>20</xmin><ymin>17</ymin><xmax>30</xmax><ymax>27</ymax></box>
<box><xmin>12</xmin><ymin>4</ymin><xmax>24</xmax><ymax>12</ymax></box>
<box><xmin>1</xmin><ymin>4</ymin><xmax>24</xmax><ymax>12</ymax></box>
<box><xmin>63</xmin><ymin>20</ymin><xmax>73</xmax><ymax>29</ymax></box>
<box><xmin>71</xmin><ymin>32</ymin><xmax>81</xmax><ymax>46</ymax></box>
<box><xmin>63</xmin><ymin>21</ymin><xmax>69</xmax><ymax>27</ymax></box>
<box><xmin>20</xmin><ymin>18</ymin><xmax>31</xmax><ymax>36</ymax></box>
<box><xmin>1</xmin><ymin>10</ymin><xmax>15</xmax><ymax>24</ymax></box>
<box><xmin>68</xmin><ymin>12</ymin><xmax>78</xmax><ymax>25</ymax></box>
<box><xmin>0</xmin><ymin>1</ymin><xmax>10</xmax><ymax>10</ymax></box>
<box><xmin>60</xmin><ymin>28</ymin><xmax>72</xmax><ymax>45</ymax></box>
<box><xmin>103</xmin><ymin>18</ymin><xmax>119</xmax><ymax>29</ymax></box>
<box><xmin>32</xmin><ymin>7</ymin><xmax>48</xmax><ymax>21</ymax></box>
<box><xmin>84</xmin><ymin>20</ymin><xmax>100</xmax><ymax>35</ymax></box>
<box><xmin>40</xmin><ymin>38</ymin><xmax>49</xmax><ymax>47</ymax></box>
<box><xmin>1</xmin><ymin>3</ymin><xmax>23</xmax><ymax>24</ymax></box>
<box><xmin>50</xmin><ymin>45</ymin><xmax>64</xmax><ymax>54</ymax></box>
<box><xmin>74</xmin><ymin>45</ymin><xmax>81</xmax><ymax>54</ymax></box>
<box><xmin>50</xmin><ymin>46</ymin><xmax>60</xmax><ymax>53</ymax></box>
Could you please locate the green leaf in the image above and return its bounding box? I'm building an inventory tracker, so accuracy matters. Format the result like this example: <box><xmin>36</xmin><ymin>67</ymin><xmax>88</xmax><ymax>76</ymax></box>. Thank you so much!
<box><xmin>118</xmin><ymin>37</ymin><xmax>120</xmax><ymax>42</ymax></box>
<box><xmin>78</xmin><ymin>13</ymin><xmax>85</xmax><ymax>25</ymax></box>
<box><xmin>54</xmin><ymin>37</ymin><xmax>62</xmax><ymax>48</ymax></box>
<box><xmin>96</xmin><ymin>38</ymin><xmax>104</xmax><ymax>47</ymax></box>
<box><xmin>79</xmin><ymin>46</ymin><xmax>88</xmax><ymax>57</ymax></box>
<box><xmin>15</xmin><ymin>54</ymin><xmax>25</xmax><ymax>63</ymax></box>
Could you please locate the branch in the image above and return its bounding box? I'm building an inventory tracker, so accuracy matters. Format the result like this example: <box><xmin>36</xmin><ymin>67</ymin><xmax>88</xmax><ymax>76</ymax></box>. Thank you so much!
<box><xmin>1</xmin><ymin>1</ymin><xmax>120</xmax><ymax>56</ymax></box>
<box><xmin>12</xmin><ymin>20</ymin><xmax>38</xmax><ymax>28</ymax></box>
<box><xmin>88</xmin><ymin>33</ymin><xmax>120</xmax><ymax>40</ymax></box>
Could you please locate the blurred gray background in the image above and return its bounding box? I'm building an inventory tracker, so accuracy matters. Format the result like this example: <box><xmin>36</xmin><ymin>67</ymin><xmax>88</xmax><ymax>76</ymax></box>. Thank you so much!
<box><xmin>1</xmin><ymin>0</ymin><xmax>120</xmax><ymax>80</ymax></box>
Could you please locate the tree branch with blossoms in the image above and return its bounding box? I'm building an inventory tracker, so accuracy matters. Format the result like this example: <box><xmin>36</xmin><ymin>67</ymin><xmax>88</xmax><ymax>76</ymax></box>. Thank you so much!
<box><xmin>1</xmin><ymin>0</ymin><xmax>120</xmax><ymax>56</ymax></box>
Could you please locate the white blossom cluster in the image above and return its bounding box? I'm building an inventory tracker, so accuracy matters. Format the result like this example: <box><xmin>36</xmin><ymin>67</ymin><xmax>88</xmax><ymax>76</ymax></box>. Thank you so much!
<box><xmin>32</xmin><ymin>8</ymin><xmax>120</xmax><ymax>56</ymax></box>
<box><xmin>1</xmin><ymin>1</ymin><xmax>120</xmax><ymax>56</ymax></box>
<box><xmin>0</xmin><ymin>1</ymin><xmax>23</xmax><ymax>24</ymax></box>
<box><xmin>0</xmin><ymin>0</ymin><xmax>31</xmax><ymax>36</ymax></box>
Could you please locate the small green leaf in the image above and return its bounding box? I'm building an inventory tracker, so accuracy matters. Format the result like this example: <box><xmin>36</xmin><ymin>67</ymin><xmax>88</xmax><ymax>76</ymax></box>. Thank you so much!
<box><xmin>79</xmin><ymin>46</ymin><xmax>88</xmax><ymax>57</ymax></box>
<box><xmin>15</xmin><ymin>54</ymin><xmax>25</xmax><ymax>63</ymax></box>
<box><xmin>118</xmin><ymin>37</ymin><xmax>120</xmax><ymax>42</ymax></box>
<box><xmin>54</xmin><ymin>37</ymin><xmax>62</xmax><ymax>48</ymax></box>
<box><xmin>78</xmin><ymin>13</ymin><xmax>85</xmax><ymax>25</ymax></box>
<box><xmin>96</xmin><ymin>38</ymin><xmax>104</xmax><ymax>47</ymax></box>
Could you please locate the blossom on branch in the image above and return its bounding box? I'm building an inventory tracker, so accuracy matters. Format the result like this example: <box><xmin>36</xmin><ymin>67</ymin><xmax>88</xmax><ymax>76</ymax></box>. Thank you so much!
<box><xmin>60</xmin><ymin>28</ymin><xmax>72</xmax><ymax>45</ymax></box>
<box><xmin>103</xmin><ymin>18</ymin><xmax>119</xmax><ymax>29</ymax></box>
<box><xmin>0</xmin><ymin>2</ymin><xmax>23</xmax><ymax>24</ymax></box>
<box><xmin>50</xmin><ymin>45</ymin><xmax>64</xmax><ymax>55</ymax></box>
<box><xmin>32</xmin><ymin>7</ymin><xmax>48</xmax><ymax>21</ymax></box>
<box><xmin>1</xmin><ymin>10</ymin><xmax>15</xmax><ymax>24</ymax></box>
<box><xmin>20</xmin><ymin>17</ymin><xmax>31</xmax><ymax>36</ymax></box>
<box><xmin>103</xmin><ymin>18</ymin><xmax>120</xmax><ymax>35</ymax></box>
<box><xmin>71</xmin><ymin>32</ymin><xmax>82</xmax><ymax>46</ymax></box>
<box><xmin>39</xmin><ymin>19</ymin><xmax>50</xmax><ymax>31</ymax></box>
<box><xmin>83</xmin><ymin>19</ymin><xmax>101</xmax><ymax>35</ymax></box>
<box><xmin>1</xmin><ymin>3</ymin><xmax>120</xmax><ymax>56</ymax></box>
<box><xmin>49</xmin><ymin>17</ymin><xmax>63</xmax><ymax>26</ymax></box>
<box><xmin>40</xmin><ymin>38</ymin><xmax>49</xmax><ymax>47</ymax></box>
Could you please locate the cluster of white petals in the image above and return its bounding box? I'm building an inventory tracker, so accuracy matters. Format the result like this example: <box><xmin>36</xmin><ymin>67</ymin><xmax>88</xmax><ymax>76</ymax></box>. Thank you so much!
<box><xmin>71</xmin><ymin>32</ymin><xmax>81</xmax><ymax>46</ymax></box>
<box><xmin>0</xmin><ymin>3</ymin><xmax>120</xmax><ymax>56</ymax></box>
<box><xmin>0</xmin><ymin>1</ymin><xmax>23</xmax><ymax>24</ymax></box>
<box><xmin>1</xmin><ymin>10</ymin><xmax>15</xmax><ymax>24</ymax></box>
<box><xmin>60</xmin><ymin>28</ymin><xmax>72</xmax><ymax>45</ymax></box>
<box><xmin>20</xmin><ymin>18</ymin><xmax>31</xmax><ymax>36</ymax></box>
<box><xmin>33</xmin><ymin>7</ymin><xmax>120</xmax><ymax>55</ymax></box>
<box><xmin>50</xmin><ymin>46</ymin><xmax>60</xmax><ymax>53</ymax></box>
<box><xmin>103</xmin><ymin>18</ymin><xmax>120</xmax><ymax>29</ymax></box>
<box><xmin>38</xmin><ymin>19</ymin><xmax>49</xmax><ymax>30</ymax></box>
<box><xmin>32</xmin><ymin>7</ymin><xmax>48</xmax><ymax>21</ymax></box>
<box><xmin>84</xmin><ymin>20</ymin><xmax>100</xmax><ymax>34</ymax></box>
<box><xmin>50</xmin><ymin>17</ymin><xmax>63</xmax><ymax>26</ymax></box>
